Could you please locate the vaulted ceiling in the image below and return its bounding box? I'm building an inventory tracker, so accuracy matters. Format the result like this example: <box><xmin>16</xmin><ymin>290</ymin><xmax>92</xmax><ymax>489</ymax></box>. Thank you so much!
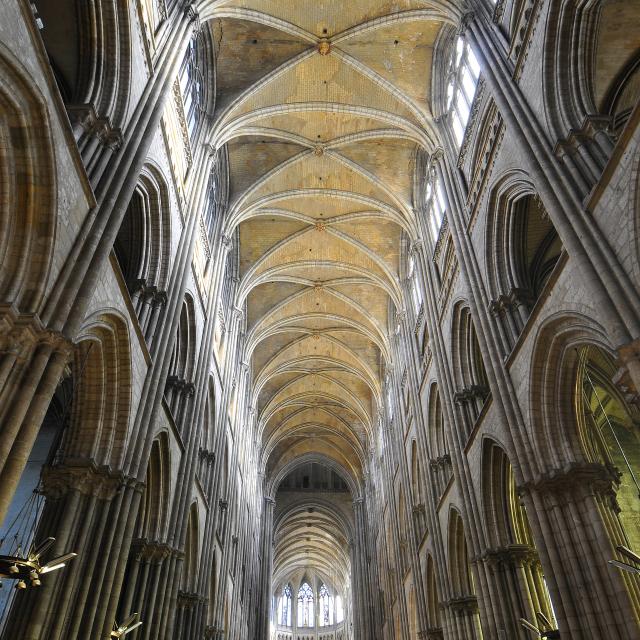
<box><xmin>206</xmin><ymin>1</ymin><xmax>454</xmax><ymax>583</ymax></box>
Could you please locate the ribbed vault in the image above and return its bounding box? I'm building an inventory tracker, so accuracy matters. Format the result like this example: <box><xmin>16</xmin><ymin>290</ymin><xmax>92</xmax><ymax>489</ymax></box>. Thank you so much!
<box><xmin>273</xmin><ymin>499</ymin><xmax>352</xmax><ymax>594</ymax></box>
<box><xmin>205</xmin><ymin>0</ymin><xmax>454</xmax><ymax>615</ymax></box>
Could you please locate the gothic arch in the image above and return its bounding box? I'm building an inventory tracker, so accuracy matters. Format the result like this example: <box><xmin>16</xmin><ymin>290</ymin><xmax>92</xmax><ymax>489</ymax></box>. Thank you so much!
<box><xmin>427</xmin><ymin>382</ymin><xmax>451</xmax><ymax>502</ymax></box>
<box><xmin>528</xmin><ymin>311</ymin><xmax>615</xmax><ymax>468</ymax></box>
<box><xmin>165</xmin><ymin>295</ymin><xmax>197</xmax><ymax>431</ymax></box>
<box><xmin>447</xmin><ymin>508</ymin><xmax>474</xmax><ymax>599</ymax></box>
<box><xmin>485</xmin><ymin>172</ymin><xmax>563</xmax><ymax>348</ymax></box>
<box><xmin>114</xmin><ymin>162</ymin><xmax>172</xmax><ymax>343</ymax></box>
<box><xmin>480</xmin><ymin>437</ymin><xmax>556</xmax><ymax>636</ymax></box>
<box><xmin>428</xmin><ymin>383</ymin><xmax>446</xmax><ymax>461</ymax></box>
<box><xmin>114</xmin><ymin>163</ymin><xmax>172</xmax><ymax>290</ymax></box>
<box><xmin>66</xmin><ymin>311</ymin><xmax>132</xmax><ymax>470</ymax></box>
<box><xmin>410</xmin><ymin>440</ymin><xmax>424</xmax><ymax>507</ymax></box>
<box><xmin>34</xmin><ymin>0</ymin><xmax>132</xmax><ymax>130</ymax></box>
<box><xmin>543</xmin><ymin>0</ymin><xmax>640</xmax><ymax>141</ymax></box>
<box><xmin>0</xmin><ymin>46</ymin><xmax>56</xmax><ymax>314</ymax></box>
<box><xmin>182</xmin><ymin>502</ymin><xmax>200</xmax><ymax>594</ymax></box>
<box><xmin>425</xmin><ymin>553</ymin><xmax>441</xmax><ymax>633</ymax></box>
<box><xmin>447</xmin><ymin>507</ymin><xmax>482</xmax><ymax>638</ymax></box>
<box><xmin>529</xmin><ymin>312</ymin><xmax>640</xmax><ymax>634</ymax></box>
<box><xmin>451</xmin><ymin>303</ymin><xmax>490</xmax><ymax>435</ymax></box>
<box><xmin>137</xmin><ymin>432</ymin><xmax>171</xmax><ymax>541</ymax></box>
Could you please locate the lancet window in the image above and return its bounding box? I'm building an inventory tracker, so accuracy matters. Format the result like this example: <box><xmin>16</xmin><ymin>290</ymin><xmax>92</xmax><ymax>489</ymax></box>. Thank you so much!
<box><xmin>407</xmin><ymin>249</ymin><xmax>423</xmax><ymax>315</ymax></box>
<box><xmin>278</xmin><ymin>585</ymin><xmax>292</xmax><ymax>627</ymax></box>
<box><xmin>178</xmin><ymin>35</ymin><xmax>205</xmax><ymax>139</ymax></box>
<box><xmin>446</xmin><ymin>37</ymin><xmax>481</xmax><ymax>146</ymax></box>
<box><xmin>319</xmin><ymin>583</ymin><xmax>332</xmax><ymax>626</ymax></box>
<box><xmin>425</xmin><ymin>168</ymin><xmax>447</xmax><ymax>243</ymax></box>
<box><xmin>297</xmin><ymin>582</ymin><xmax>314</xmax><ymax>627</ymax></box>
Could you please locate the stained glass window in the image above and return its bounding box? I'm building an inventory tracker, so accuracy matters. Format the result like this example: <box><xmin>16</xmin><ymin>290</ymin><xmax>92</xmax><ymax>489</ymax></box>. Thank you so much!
<box><xmin>279</xmin><ymin>585</ymin><xmax>292</xmax><ymax>626</ymax></box>
<box><xmin>319</xmin><ymin>583</ymin><xmax>332</xmax><ymax>626</ymax></box>
<box><xmin>297</xmin><ymin>582</ymin><xmax>314</xmax><ymax>627</ymax></box>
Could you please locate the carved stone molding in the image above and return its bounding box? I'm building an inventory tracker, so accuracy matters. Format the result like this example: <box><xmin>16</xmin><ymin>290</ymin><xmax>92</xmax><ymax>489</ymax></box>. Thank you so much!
<box><xmin>446</xmin><ymin>595</ymin><xmax>478</xmax><ymax>614</ymax></box>
<box><xmin>41</xmin><ymin>461</ymin><xmax>135</xmax><ymax>500</ymax></box>
<box><xmin>0</xmin><ymin>307</ymin><xmax>73</xmax><ymax>362</ymax></box>
<box><xmin>481</xmin><ymin>543</ymin><xmax>539</xmax><ymax>567</ymax></box>
<box><xmin>521</xmin><ymin>462</ymin><xmax>620</xmax><ymax>499</ymax></box>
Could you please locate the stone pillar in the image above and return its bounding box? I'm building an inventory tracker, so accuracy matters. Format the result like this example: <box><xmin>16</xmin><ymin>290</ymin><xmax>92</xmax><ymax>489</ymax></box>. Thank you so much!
<box><xmin>0</xmin><ymin>315</ymin><xmax>72</xmax><ymax>524</ymax></box>
<box><xmin>352</xmin><ymin>498</ymin><xmax>373</xmax><ymax>640</ymax></box>
<box><xmin>259</xmin><ymin>496</ymin><xmax>276</xmax><ymax>639</ymax></box>
<box><xmin>522</xmin><ymin>463</ymin><xmax>640</xmax><ymax>639</ymax></box>
<box><xmin>462</xmin><ymin>8</ymin><xmax>640</xmax><ymax>347</ymax></box>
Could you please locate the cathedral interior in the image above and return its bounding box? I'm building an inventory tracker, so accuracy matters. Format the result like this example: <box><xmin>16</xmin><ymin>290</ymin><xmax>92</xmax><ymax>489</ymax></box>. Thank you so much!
<box><xmin>0</xmin><ymin>0</ymin><xmax>639</xmax><ymax>639</ymax></box>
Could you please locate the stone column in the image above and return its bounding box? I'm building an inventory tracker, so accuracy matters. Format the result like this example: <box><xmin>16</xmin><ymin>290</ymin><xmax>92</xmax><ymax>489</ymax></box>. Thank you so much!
<box><xmin>352</xmin><ymin>497</ymin><xmax>373</xmax><ymax>640</ymax></box>
<box><xmin>463</xmin><ymin>8</ymin><xmax>640</xmax><ymax>347</ymax></box>
<box><xmin>522</xmin><ymin>463</ymin><xmax>640</xmax><ymax>639</ymax></box>
<box><xmin>259</xmin><ymin>496</ymin><xmax>276</xmax><ymax>639</ymax></box>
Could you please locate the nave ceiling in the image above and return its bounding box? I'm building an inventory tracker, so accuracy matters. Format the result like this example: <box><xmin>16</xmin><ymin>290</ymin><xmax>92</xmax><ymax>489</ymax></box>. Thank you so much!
<box><xmin>204</xmin><ymin>0</ymin><xmax>457</xmax><ymax>582</ymax></box>
<box><xmin>208</xmin><ymin>0</ymin><xmax>455</xmax><ymax>482</ymax></box>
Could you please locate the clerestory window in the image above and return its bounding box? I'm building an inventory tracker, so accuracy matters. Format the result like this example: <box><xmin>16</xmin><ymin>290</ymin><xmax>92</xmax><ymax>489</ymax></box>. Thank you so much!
<box><xmin>178</xmin><ymin>35</ymin><xmax>205</xmax><ymax>140</ymax></box>
<box><xmin>425</xmin><ymin>169</ymin><xmax>447</xmax><ymax>243</ymax></box>
<box><xmin>407</xmin><ymin>251</ymin><xmax>423</xmax><ymax>314</ymax></box>
<box><xmin>446</xmin><ymin>37</ymin><xmax>481</xmax><ymax>147</ymax></box>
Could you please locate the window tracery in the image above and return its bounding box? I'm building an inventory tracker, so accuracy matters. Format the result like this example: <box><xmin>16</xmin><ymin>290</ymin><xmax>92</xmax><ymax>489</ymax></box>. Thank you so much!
<box><xmin>425</xmin><ymin>168</ymin><xmax>447</xmax><ymax>243</ymax></box>
<box><xmin>407</xmin><ymin>250</ymin><xmax>423</xmax><ymax>315</ymax></box>
<box><xmin>319</xmin><ymin>583</ymin><xmax>331</xmax><ymax>626</ymax></box>
<box><xmin>297</xmin><ymin>582</ymin><xmax>314</xmax><ymax>627</ymax></box>
<box><xmin>446</xmin><ymin>37</ymin><xmax>481</xmax><ymax>147</ymax></box>
<box><xmin>278</xmin><ymin>584</ymin><xmax>292</xmax><ymax>627</ymax></box>
<box><xmin>178</xmin><ymin>35</ymin><xmax>205</xmax><ymax>140</ymax></box>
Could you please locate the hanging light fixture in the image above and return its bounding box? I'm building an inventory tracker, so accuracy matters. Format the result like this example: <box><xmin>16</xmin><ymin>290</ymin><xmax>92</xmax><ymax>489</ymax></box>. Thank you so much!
<box><xmin>111</xmin><ymin>612</ymin><xmax>143</xmax><ymax>638</ymax></box>
<box><xmin>519</xmin><ymin>612</ymin><xmax>560</xmax><ymax>639</ymax></box>
<box><xmin>609</xmin><ymin>545</ymin><xmax>640</xmax><ymax>576</ymax></box>
<box><xmin>0</xmin><ymin>536</ymin><xmax>77</xmax><ymax>589</ymax></box>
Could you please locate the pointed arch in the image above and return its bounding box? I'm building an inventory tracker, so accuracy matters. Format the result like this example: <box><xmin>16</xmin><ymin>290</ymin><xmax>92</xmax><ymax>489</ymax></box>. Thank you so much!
<box><xmin>165</xmin><ymin>295</ymin><xmax>197</xmax><ymax>432</ymax></box>
<box><xmin>65</xmin><ymin>311</ymin><xmax>132</xmax><ymax>469</ymax></box>
<box><xmin>451</xmin><ymin>303</ymin><xmax>489</xmax><ymax>436</ymax></box>
<box><xmin>137</xmin><ymin>432</ymin><xmax>171</xmax><ymax>541</ymax></box>
<box><xmin>0</xmin><ymin>45</ymin><xmax>56</xmax><ymax>314</ymax></box>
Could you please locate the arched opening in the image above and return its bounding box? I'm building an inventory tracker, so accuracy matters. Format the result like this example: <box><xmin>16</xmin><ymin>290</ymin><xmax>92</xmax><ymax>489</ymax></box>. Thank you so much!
<box><xmin>297</xmin><ymin>581</ymin><xmax>314</xmax><ymax>627</ymax></box>
<box><xmin>482</xmin><ymin>439</ymin><xmax>557</xmax><ymax>637</ymax></box>
<box><xmin>576</xmin><ymin>346</ymin><xmax>640</xmax><ymax>551</ymax></box>
<box><xmin>1</xmin><ymin>313</ymin><xmax>132</xmax><ymax>637</ymax></box>
<box><xmin>176</xmin><ymin>503</ymin><xmax>200</xmax><ymax>639</ymax></box>
<box><xmin>0</xmin><ymin>50</ymin><xmax>56</xmax><ymax>315</ymax></box>
<box><xmin>452</xmin><ymin>306</ymin><xmax>490</xmax><ymax>438</ymax></box>
<box><xmin>0</xmin><ymin>374</ymin><xmax>72</xmax><ymax>633</ymax></box>
<box><xmin>487</xmin><ymin>185</ymin><xmax>563</xmax><ymax>350</ymax></box>
<box><xmin>448</xmin><ymin>509</ymin><xmax>483</xmax><ymax>639</ymax></box>
<box><xmin>428</xmin><ymin>384</ymin><xmax>452</xmax><ymax>500</ymax></box>
<box><xmin>276</xmin><ymin>584</ymin><xmax>293</xmax><ymax>627</ymax></box>
<box><xmin>164</xmin><ymin>297</ymin><xmax>197</xmax><ymax>435</ymax></box>
<box><xmin>425</xmin><ymin>554</ymin><xmax>442</xmax><ymax>636</ymax></box>
<box><xmin>271</xmin><ymin>462</ymin><xmax>353</xmax><ymax>638</ymax></box>
<box><xmin>113</xmin><ymin>166</ymin><xmax>171</xmax><ymax>347</ymax></box>
<box><xmin>116</xmin><ymin>433</ymin><xmax>171</xmax><ymax>635</ymax></box>
<box><xmin>411</xmin><ymin>441</ymin><xmax>427</xmax><ymax>539</ymax></box>
<box><xmin>32</xmin><ymin>0</ymin><xmax>131</xmax><ymax>178</ymax></box>
<box><xmin>529</xmin><ymin>317</ymin><xmax>640</xmax><ymax>635</ymax></box>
